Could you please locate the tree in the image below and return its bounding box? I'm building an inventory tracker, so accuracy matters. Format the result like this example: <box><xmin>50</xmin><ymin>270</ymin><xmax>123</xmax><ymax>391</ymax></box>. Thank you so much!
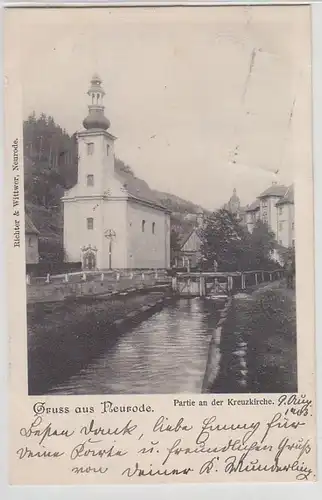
<box><xmin>170</xmin><ymin>228</ymin><xmax>181</xmax><ymax>265</ymax></box>
<box><xmin>200</xmin><ymin>210</ymin><xmax>280</xmax><ymax>272</ymax></box>
<box><xmin>23</xmin><ymin>112</ymin><xmax>78</xmax><ymax>207</ymax></box>
<box><xmin>115</xmin><ymin>158</ymin><xmax>134</xmax><ymax>176</ymax></box>
<box><xmin>278</xmin><ymin>245</ymin><xmax>295</xmax><ymax>267</ymax></box>
<box><xmin>200</xmin><ymin>209</ymin><xmax>247</xmax><ymax>271</ymax></box>
<box><xmin>38</xmin><ymin>238</ymin><xmax>65</xmax><ymax>264</ymax></box>
<box><xmin>249</xmin><ymin>220</ymin><xmax>276</xmax><ymax>268</ymax></box>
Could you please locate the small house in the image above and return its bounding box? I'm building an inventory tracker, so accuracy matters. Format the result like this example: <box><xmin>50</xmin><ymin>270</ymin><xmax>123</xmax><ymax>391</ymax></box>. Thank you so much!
<box><xmin>25</xmin><ymin>214</ymin><xmax>40</xmax><ymax>264</ymax></box>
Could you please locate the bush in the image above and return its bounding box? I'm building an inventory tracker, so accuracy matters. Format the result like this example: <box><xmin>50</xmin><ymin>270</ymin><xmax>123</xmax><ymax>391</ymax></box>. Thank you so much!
<box><xmin>26</xmin><ymin>262</ymin><xmax>82</xmax><ymax>277</ymax></box>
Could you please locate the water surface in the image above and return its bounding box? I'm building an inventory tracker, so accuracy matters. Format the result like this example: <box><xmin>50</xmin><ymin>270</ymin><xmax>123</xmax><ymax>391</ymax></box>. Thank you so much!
<box><xmin>50</xmin><ymin>297</ymin><xmax>223</xmax><ymax>394</ymax></box>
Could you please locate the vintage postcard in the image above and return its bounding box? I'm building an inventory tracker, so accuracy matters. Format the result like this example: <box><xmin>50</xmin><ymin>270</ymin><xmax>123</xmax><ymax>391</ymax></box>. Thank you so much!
<box><xmin>4</xmin><ymin>3</ymin><xmax>316</xmax><ymax>484</ymax></box>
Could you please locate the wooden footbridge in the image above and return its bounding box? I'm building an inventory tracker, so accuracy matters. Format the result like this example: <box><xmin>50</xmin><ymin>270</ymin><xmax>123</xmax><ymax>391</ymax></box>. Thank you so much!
<box><xmin>171</xmin><ymin>269</ymin><xmax>284</xmax><ymax>297</ymax></box>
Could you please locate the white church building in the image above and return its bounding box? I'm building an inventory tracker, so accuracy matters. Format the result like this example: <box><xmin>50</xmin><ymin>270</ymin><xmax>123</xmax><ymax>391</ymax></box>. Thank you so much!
<box><xmin>62</xmin><ymin>74</ymin><xmax>171</xmax><ymax>270</ymax></box>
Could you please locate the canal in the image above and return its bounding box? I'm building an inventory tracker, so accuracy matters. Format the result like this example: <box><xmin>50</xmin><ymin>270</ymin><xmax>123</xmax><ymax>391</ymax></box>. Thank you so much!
<box><xmin>49</xmin><ymin>297</ymin><xmax>225</xmax><ymax>395</ymax></box>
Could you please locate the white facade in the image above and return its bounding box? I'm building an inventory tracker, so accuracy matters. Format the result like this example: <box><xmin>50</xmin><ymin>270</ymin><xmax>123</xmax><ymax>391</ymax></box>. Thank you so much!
<box><xmin>276</xmin><ymin>202</ymin><xmax>295</xmax><ymax>248</ymax></box>
<box><xmin>62</xmin><ymin>75</ymin><xmax>170</xmax><ymax>270</ymax></box>
<box><xmin>245</xmin><ymin>184</ymin><xmax>294</xmax><ymax>249</ymax></box>
<box><xmin>259</xmin><ymin>195</ymin><xmax>282</xmax><ymax>236</ymax></box>
<box><xmin>127</xmin><ymin>201</ymin><xmax>170</xmax><ymax>269</ymax></box>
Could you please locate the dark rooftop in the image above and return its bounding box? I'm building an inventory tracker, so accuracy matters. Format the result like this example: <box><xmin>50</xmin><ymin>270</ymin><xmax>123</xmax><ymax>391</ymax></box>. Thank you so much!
<box><xmin>25</xmin><ymin>213</ymin><xmax>40</xmax><ymax>235</ymax></box>
<box><xmin>276</xmin><ymin>185</ymin><xmax>294</xmax><ymax>206</ymax></box>
<box><xmin>246</xmin><ymin>199</ymin><xmax>260</xmax><ymax>212</ymax></box>
<box><xmin>115</xmin><ymin>164</ymin><xmax>169</xmax><ymax>212</ymax></box>
<box><xmin>258</xmin><ymin>184</ymin><xmax>288</xmax><ymax>199</ymax></box>
<box><xmin>179</xmin><ymin>227</ymin><xmax>202</xmax><ymax>249</ymax></box>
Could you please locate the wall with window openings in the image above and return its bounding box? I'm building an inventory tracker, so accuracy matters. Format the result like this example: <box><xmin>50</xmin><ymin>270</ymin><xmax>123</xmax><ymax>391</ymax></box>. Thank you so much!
<box><xmin>63</xmin><ymin>197</ymin><xmax>129</xmax><ymax>269</ymax></box>
<box><xmin>259</xmin><ymin>196</ymin><xmax>281</xmax><ymax>236</ymax></box>
<box><xmin>63</xmin><ymin>198</ymin><xmax>104</xmax><ymax>266</ymax></box>
<box><xmin>64</xmin><ymin>197</ymin><xmax>170</xmax><ymax>269</ymax></box>
<box><xmin>276</xmin><ymin>203</ymin><xmax>295</xmax><ymax>248</ymax></box>
<box><xmin>73</xmin><ymin>131</ymin><xmax>115</xmax><ymax>197</ymax></box>
<box><xmin>127</xmin><ymin>201</ymin><xmax>170</xmax><ymax>269</ymax></box>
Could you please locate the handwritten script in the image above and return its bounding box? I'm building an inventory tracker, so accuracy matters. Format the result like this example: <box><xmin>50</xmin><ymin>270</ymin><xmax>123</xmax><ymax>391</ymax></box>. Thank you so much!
<box><xmin>12</xmin><ymin>395</ymin><xmax>315</xmax><ymax>484</ymax></box>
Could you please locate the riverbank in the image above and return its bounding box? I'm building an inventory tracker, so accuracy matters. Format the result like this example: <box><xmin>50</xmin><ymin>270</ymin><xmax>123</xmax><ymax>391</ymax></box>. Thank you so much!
<box><xmin>28</xmin><ymin>286</ymin><xmax>171</xmax><ymax>395</ymax></box>
<box><xmin>206</xmin><ymin>280</ymin><xmax>297</xmax><ymax>393</ymax></box>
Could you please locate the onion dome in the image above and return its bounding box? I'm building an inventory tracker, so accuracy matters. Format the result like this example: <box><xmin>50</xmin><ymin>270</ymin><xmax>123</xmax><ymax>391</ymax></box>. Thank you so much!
<box><xmin>82</xmin><ymin>74</ymin><xmax>110</xmax><ymax>131</ymax></box>
<box><xmin>83</xmin><ymin>111</ymin><xmax>110</xmax><ymax>131</ymax></box>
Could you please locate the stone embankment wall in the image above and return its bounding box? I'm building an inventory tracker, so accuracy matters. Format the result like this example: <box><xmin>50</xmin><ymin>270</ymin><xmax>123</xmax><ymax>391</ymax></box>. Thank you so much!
<box><xmin>27</xmin><ymin>270</ymin><xmax>169</xmax><ymax>303</ymax></box>
<box><xmin>28</xmin><ymin>286</ymin><xmax>171</xmax><ymax>395</ymax></box>
<box><xmin>201</xmin><ymin>297</ymin><xmax>233</xmax><ymax>392</ymax></box>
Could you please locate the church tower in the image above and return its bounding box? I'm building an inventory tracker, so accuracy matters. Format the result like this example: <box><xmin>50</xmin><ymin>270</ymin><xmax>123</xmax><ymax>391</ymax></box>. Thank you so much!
<box><xmin>77</xmin><ymin>73</ymin><xmax>116</xmax><ymax>196</ymax></box>
<box><xmin>62</xmin><ymin>74</ymin><xmax>127</xmax><ymax>270</ymax></box>
<box><xmin>227</xmin><ymin>188</ymin><xmax>241</xmax><ymax>214</ymax></box>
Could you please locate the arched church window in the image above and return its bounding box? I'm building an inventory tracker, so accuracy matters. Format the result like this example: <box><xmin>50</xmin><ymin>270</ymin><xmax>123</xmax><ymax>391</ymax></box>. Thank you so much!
<box><xmin>142</xmin><ymin>220</ymin><xmax>146</xmax><ymax>232</ymax></box>
<box><xmin>97</xmin><ymin>93</ymin><xmax>100</xmax><ymax>104</ymax></box>
<box><xmin>87</xmin><ymin>218</ymin><xmax>94</xmax><ymax>230</ymax></box>
<box><xmin>28</xmin><ymin>237</ymin><xmax>32</xmax><ymax>247</ymax></box>
<box><xmin>92</xmin><ymin>94</ymin><xmax>95</xmax><ymax>104</ymax></box>
<box><xmin>87</xmin><ymin>142</ymin><xmax>94</xmax><ymax>155</ymax></box>
<box><xmin>106</xmin><ymin>144</ymin><xmax>110</xmax><ymax>156</ymax></box>
<box><xmin>152</xmin><ymin>222</ymin><xmax>155</xmax><ymax>234</ymax></box>
<box><xmin>87</xmin><ymin>174</ymin><xmax>94</xmax><ymax>186</ymax></box>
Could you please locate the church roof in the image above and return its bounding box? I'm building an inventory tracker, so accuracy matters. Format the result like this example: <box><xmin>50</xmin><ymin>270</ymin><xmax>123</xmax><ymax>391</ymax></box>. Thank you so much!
<box><xmin>258</xmin><ymin>184</ymin><xmax>288</xmax><ymax>199</ymax></box>
<box><xmin>246</xmin><ymin>199</ymin><xmax>260</xmax><ymax>212</ymax></box>
<box><xmin>275</xmin><ymin>185</ymin><xmax>294</xmax><ymax>206</ymax></box>
<box><xmin>115</xmin><ymin>165</ymin><xmax>169</xmax><ymax>212</ymax></box>
<box><xmin>25</xmin><ymin>214</ymin><xmax>40</xmax><ymax>235</ymax></box>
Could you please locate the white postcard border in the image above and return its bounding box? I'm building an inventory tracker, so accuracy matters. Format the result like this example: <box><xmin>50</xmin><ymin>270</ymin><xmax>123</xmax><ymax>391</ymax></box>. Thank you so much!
<box><xmin>1</xmin><ymin>0</ymin><xmax>321</xmax><ymax>497</ymax></box>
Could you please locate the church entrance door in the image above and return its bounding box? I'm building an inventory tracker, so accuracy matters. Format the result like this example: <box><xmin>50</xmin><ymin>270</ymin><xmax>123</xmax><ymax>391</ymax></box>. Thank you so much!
<box><xmin>85</xmin><ymin>252</ymin><xmax>96</xmax><ymax>270</ymax></box>
<box><xmin>81</xmin><ymin>245</ymin><xmax>98</xmax><ymax>271</ymax></box>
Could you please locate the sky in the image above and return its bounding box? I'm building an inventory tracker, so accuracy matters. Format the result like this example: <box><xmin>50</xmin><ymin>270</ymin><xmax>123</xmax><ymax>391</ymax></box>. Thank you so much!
<box><xmin>13</xmin><ymin>5</ymin><xmax>311</xmax><ymax>210</ymax></box>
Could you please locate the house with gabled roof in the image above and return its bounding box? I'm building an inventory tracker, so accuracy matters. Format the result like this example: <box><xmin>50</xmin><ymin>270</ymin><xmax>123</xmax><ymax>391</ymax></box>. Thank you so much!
<box><xmin>257</xmin><ymin>182</ymin><xmax>288</xmax><ymax>237</ymax></box>
<box><xmin>174</xmin><ymin>226</ymin><xmax>203</xmax><ymax>269</ymax></box>
<box><xmin>245</xmin><ymin>182</ymin><xmax>294</xmax><ymax>250</ymax></box>
<box><xmin>25</xmin><ymin>213</ymin><xmax>40</xmax><ymax>264</ymax></box>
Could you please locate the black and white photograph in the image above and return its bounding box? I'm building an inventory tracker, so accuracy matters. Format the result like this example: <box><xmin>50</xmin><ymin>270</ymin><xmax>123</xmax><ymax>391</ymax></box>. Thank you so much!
<box><xmin>21</xmin><ymin>5</ymin><xmax>309</xmax><ymax>397</ymax></box>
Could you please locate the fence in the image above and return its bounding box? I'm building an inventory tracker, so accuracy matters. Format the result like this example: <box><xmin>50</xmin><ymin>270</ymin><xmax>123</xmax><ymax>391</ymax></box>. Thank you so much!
<box><xmin>171</xmin><ymin>269</ymin><xmax>285</xmax><ymax>297</ymax></box>
<box><xmin>26</xmin><ymin>268</ymin><xmax>169</xmax><ymax>286</ymax></box>
<box><xmin>26</xmin><ymin>269</ymin><xmax>170</xmax><ymax>303</ymax></box>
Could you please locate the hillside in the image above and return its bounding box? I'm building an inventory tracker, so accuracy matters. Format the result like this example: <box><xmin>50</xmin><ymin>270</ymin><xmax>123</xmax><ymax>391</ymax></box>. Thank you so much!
<box><xmin>24</xmin><ymin>113</ymin><xmax>208</xmax><ymax>260</ymax></box>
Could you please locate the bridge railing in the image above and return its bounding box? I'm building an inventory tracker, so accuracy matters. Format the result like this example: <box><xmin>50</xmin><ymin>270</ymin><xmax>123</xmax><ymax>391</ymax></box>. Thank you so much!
<box><xmin>26</xmin><ymin>268</ymin><xmax>169</xmax><ymax>286</ymax></box>
<box><xmin>172</xmin><ymin>269</ymin><xmax>285</xmax><ymax>296</ymax></box>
